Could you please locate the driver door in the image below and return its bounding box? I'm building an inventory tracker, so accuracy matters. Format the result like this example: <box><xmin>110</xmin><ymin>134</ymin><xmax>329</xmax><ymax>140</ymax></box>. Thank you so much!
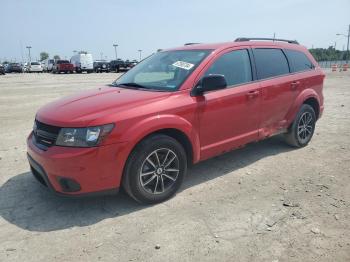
<box><xmin>196</xmin><ymin>48</ymin><xmax>262</xmax><ymax>160</ymax></box>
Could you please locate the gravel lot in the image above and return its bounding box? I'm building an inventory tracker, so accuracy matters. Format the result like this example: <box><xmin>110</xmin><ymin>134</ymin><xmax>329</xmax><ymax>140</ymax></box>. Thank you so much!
<box><xmin>0</xmin><ymin>71</ymin><xmax>349</xmax><ymax>262</ymax></box>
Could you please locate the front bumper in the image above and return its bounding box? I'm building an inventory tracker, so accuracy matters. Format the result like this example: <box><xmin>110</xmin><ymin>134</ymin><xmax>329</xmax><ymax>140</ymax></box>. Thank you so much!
<box><xmin>27</xmin><ymin>133</ymin><xmax>126</xmax><ymax>196</ymax></box>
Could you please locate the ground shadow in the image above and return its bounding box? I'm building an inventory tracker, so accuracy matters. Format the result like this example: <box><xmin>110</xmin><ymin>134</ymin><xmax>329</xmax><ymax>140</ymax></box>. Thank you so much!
<box><xmin>0</xmin><ymin>135</ymin><xmax>293</xmax><ymax>232</ymax></box>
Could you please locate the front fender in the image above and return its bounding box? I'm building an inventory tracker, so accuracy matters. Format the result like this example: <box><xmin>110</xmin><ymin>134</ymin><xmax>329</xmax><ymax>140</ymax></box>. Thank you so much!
<box><xmin>119</xmin><ymin>114</ymin><xmax>200</xmax><ymax>164</ymax></box>
<box><xmin>285</xmin><ymin>88</ymin><xmax>321</xmax><ymax>126</ymax></box>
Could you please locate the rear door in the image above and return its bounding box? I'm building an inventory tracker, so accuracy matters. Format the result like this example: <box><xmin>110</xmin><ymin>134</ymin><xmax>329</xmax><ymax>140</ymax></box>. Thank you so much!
<box><xmin>284</xmin><ymin>48</ymin><xmax>316</xmax><ymax>95</ymax></box>
<box><xmin>252</xmin><ymin>48</ymin><xmax>296</xmax><ymax>137</ymax></box>
<box><xmin>196</xmin><ymin>47</ymin><xmax>262</xmax><ymax>160</ymax></box>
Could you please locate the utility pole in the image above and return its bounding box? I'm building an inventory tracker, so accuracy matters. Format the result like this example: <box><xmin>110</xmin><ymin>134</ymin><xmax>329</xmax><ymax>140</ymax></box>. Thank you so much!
<box><xmin>26</xmin><ymin>46</ymin><xmax>32</xmax><ymax>63</ymax></box>
<box><xmin>138</xmin><ymin>49</ymin><xmax>142</xmax><ymax>61</ymax></box>
<box><xmin>336</xmin><ymin>24</ymin><xmax>350</xmax><ymax>63</ymax></box>
<box><xmin>113</xmin><ymin>44</ymin><xmax>118</xmax><ymax>60</ymax></box>
<box><xmin>347</xmin><ymin>24</ymin><xmax>350</xmax><ymax>64</ymax></box>
<box><xmin>20</xmin><ymin>41</ymin><xmax>24</xmax><ymax>64</ymax></box>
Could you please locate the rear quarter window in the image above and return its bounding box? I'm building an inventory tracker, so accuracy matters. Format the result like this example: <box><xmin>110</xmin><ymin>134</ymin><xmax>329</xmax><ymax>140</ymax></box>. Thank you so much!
<box><xmin>285</xmin><ymin>49</ymin><xmax>314</xmax><ymax>73</ymax></box>
<box><xmin>253</xmin><ymin>48</ymin><xmax>289</xmax><ymax>79</ymax></box>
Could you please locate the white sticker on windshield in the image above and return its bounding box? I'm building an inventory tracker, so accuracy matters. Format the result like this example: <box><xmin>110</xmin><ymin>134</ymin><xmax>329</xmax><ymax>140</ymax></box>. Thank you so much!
<box><xmin>172</xmin><ymin>61</ymin><xmax>194</xmax><ymax>70</ymax></box>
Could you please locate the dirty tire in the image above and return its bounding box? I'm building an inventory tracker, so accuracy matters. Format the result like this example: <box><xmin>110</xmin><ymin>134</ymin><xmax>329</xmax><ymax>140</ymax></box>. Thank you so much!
<box><xmin>122</xmin><ymin>134</ymin><xmax>187</xmax><ymax>204</ymax></box>
<box><xmin>284</xmin><ymin>104</ymin><xmax>316</xmax><ymax>147</ymax></box>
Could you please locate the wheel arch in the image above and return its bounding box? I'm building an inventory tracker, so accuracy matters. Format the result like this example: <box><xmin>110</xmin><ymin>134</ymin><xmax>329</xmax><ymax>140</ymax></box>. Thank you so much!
<box><xmin>285</xmin><ymin>89</ymin><xmax>321</xmax><ymax>126</ymax></box>
<box><xmin>141</xmin><ymin>128</ymin><xmax>194</xmax><ymax>166</ymax></box>
<box><xmin>303</xmin><ymin>97</ymin><xmax>320</xmax><ymax>119</ymax></box>
<box><xmin>118</xmin><ymin>126</ymin><xmax>198</xmax><ymax>190</ymax></box>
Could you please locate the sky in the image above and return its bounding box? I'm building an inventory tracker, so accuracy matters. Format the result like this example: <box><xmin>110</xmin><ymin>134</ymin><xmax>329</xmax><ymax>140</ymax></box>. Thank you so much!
<box><xmin>0</xmin><ymin>0</ymin><xmax>349</xmax><ymax>63</ymax></box>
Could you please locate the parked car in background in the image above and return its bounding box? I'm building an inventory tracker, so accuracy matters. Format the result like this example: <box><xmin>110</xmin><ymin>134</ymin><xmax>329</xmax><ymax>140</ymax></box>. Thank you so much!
<box><xmin>52</xmin><ymin>60</ymin><xmax>74</xmax><ymax>74</ymax></box>
<box><xmin>26</xmin><ymin>38</ymin><xmax>325</xmax><ymax>203</ymax></box>
<box><xmin>109</xmin><ymin>59</ymin><xmax>126</xmax><ymax>72</ymax></box>
<box><xmin>124</xmin><ymin>59</ymin><xmax>138</xmax><ymax>69</ymax></box>
<box><xmin>0</xmin><ymin>64</ymin><xmax>5</xmax><ymax>75</ymax></box>
<box><xmin>130</xmin><ymin>59</ymin><xmax>138</xmax><ymax>68</ymax></box>
<box><xmin>23</xmin><ymin>62</ymin><xmax>28</xmax><ymax>72</ymax></box>
<box><xmin>42</xmin><ymin>58</ymin><xmax>55</xmax><ymax>72</ymax></box>
<box><xmin>93</xmin><ymin>60</ymin><xmax>110</xmax><ymax>73</ymax></box>
<box><xmin>70</xmin><ymin>53</ymin><xmax>94</xmax><ymax>73</ymax></box>
<box><xmin>27</xmin><ymin>62</ymin><xmax>44</xmax><ymax>73</ymax></box>
<box><xmin>5</xmin><ymin>63</ymin><xmax>23</xmax><ymax>73</ymax></box>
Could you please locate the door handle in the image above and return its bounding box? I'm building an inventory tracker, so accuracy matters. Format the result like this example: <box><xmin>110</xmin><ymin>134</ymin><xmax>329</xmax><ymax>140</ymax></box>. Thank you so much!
<box><xmin>246</xmin><ymin>90</ymin><xmax>260</xmax><ymax>99</ymax></box>
<box><xmin>291</xmin><ymin>81</ymin><xmax>300</xmax><ymax>90</ymax></box>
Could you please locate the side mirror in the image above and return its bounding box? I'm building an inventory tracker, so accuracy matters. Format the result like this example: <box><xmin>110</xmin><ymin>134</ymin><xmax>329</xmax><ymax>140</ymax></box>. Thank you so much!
<box><xmin>191</xmin><ymin>74</ymin><xmax>227</xmax><ymax>96</ymax></box>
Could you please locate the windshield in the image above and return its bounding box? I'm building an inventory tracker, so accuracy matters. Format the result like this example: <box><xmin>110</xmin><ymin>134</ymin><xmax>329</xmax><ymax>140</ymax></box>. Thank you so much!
<box><xmin>31</xmin><ymin>62</ymin><xmax>40</xmax><ymax>65</ymax></box>
<box><xmin>57</xmin><ymin>60</ymin><xmax>69</xmax><ymax>64</ymax></box>
<box><xmin>113</xmin><ymin>50</ymin><xmax>211</xmax><ymax>91</ymax></box>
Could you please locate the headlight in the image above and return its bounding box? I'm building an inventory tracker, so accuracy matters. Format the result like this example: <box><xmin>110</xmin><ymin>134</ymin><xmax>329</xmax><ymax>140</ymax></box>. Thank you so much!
<box><xmin>56</xmin><ymin>124</ymin><xmax>114</xmax><ymax>147</ymax></box>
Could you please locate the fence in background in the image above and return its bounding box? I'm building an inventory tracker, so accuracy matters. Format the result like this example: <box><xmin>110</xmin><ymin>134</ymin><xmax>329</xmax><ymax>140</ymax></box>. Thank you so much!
<box><xmin>318</xmin><ymin>60</ymin><xmax>348</xmax><ymax>68</ymax></box>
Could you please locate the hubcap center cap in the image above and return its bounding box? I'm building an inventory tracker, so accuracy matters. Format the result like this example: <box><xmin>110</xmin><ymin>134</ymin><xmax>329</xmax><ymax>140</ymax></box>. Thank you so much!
<box><xmin>156</xmin><ymin>168</ymin><xmax>163</xmax><ymax>175</ymax></box>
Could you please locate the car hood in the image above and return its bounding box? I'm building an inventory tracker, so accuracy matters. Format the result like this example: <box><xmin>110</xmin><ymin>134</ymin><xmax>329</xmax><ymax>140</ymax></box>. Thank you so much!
<box><xmin>36</xmin><ymin>86</ymin><xmax>171</xmax><ymax>127</ymax></box>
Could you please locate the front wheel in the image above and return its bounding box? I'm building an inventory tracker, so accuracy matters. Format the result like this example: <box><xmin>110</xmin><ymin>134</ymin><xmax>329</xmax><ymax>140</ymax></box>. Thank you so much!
<box><xmin>122</xmin><ymin>134</ymin><xmax>187</xmax><ymax>204</ymax></box>
<box><xmin>284</xmin><ymin>104</ymin><xmax>316</xmax><ymax>147</ymax></box>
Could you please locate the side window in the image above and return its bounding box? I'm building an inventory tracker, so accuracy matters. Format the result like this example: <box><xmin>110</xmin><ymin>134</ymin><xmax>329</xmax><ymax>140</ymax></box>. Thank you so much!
<box><xmin>253</xmin><ymin>48</ymin><xmax>289</xmax><ymax>79</ymax></box>
<box><xmin>285</xmin><ymin>49</ymin><xmax>314</xmax><ymax>73</ymax></box>
<box><xmin>205</xmin><ymin>49</ymin><xmax>252</xmax><ymax>86</ymax></box>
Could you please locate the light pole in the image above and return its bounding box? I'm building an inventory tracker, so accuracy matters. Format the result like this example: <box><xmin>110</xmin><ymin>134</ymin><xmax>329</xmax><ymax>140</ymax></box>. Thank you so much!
<box><xmin>113</xmin><ymin>44</ymin><xmax>118</xmax><ymax>60</ymax></box>
<box><xmin>336</xmin><ymin>24</ymin><xmax>350</xmax><ymax>64</ymax></box>
<box><xmin>26</xmin><ymin>46</ymin><xmax>32</xmax><ymax>63</ymax></box>
<box><xmin>138</xmin><ymin>49</ymin><xmax>142</xmax><ymax>61</ymax></box>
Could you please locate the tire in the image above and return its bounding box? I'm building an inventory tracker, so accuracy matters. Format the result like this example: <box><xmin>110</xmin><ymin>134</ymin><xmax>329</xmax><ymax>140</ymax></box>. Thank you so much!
<box><xmin>122</xmin><ymin>134</ymin><xmax>187</xmax><ymax>204</ymax></box>
<box><xmin>284</xmin><ymin>104</ymin><xmax>316</xmax><ymax>147</ymax></box>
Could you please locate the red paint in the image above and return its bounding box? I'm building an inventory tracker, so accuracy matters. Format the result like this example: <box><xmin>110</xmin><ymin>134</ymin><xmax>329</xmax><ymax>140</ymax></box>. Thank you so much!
<box><xmin>27</xmin><ymin>41</ymin><xmax>325</xmax><ymax>195</ymax></box>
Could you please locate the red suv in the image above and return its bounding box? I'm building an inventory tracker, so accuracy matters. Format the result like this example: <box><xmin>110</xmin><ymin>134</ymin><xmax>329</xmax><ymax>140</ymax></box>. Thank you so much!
<box><xmin>27</xmin><ymin>38</ymin><xmax>325</xmax><ymax>203</ymax></box>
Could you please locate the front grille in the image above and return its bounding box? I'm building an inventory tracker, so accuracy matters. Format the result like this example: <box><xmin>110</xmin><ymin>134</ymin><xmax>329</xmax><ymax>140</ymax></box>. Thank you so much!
<box><xmin>33</xmin><ymin>120</ymin><xmax>61</xmax><ymax>149</ymax></box>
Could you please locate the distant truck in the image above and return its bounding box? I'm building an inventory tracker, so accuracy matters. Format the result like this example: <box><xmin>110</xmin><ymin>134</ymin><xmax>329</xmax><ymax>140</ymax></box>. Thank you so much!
<box><xmin>93</xmin><ymin>60</ymin><xmax>110</xmax><ymax>73</ymax></box>
<box><xmin>109</xmin><ymin>59</ymin><xmax>126</xmax><ymax>72</ymax></box>
<box><xmin>52</xmin><ymin>60</ymin><xmax>74</xmax><ymax>74</ymax></box>
<box><xmin>70</xmin><ymin>53</ymin><xmax>94</xmax><ymax>73</ymax></box>
<box><xmin>42</xmin><ymin>58</ymin><xmax>55</xmax><ymax>72</ymax></box>
<box><xmin>125</xmin><ymin>59</ymin><xmax>138</xmax><ymax>69</ymax></box>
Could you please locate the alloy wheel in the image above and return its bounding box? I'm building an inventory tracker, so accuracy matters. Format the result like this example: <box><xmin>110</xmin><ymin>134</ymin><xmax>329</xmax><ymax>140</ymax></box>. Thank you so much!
<box><xmin>139</xmin><ymin>148</ymin><xmax>180</xmax><ymax>195</ymax></box>
<box><xmin>297</xmin><ymin>111</ymin><xmax>314</xmax><ymax>143</ymax></box>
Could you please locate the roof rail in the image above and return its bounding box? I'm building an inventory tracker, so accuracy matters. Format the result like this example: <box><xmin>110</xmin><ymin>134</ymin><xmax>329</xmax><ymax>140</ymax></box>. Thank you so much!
<box><xmin>235</xmin><ymin>37</ymin><xmax>299</xmax><ymax>44</ymax></box>
<box><xmin>184</xmin><ymin>43</ymin><xmax>201</xmax><ymax>46</ymax></box>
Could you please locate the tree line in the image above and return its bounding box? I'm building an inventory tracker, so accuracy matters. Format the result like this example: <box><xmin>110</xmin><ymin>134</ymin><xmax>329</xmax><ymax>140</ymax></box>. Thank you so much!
<box><xmin>309</xmin><ymin>46</ymin><xmax>349</xmax><ymax>62</ymax></box>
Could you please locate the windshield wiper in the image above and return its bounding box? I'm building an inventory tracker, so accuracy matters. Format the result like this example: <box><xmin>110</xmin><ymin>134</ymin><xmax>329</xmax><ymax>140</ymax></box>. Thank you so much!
<box><xmin>110</xmin><ymin>82</ymin><xmax>167</xmax><ymax>92</ymax></box>
<box><xmin>115</xmin><ymin>82</ymin><xmax>150</xmax><ymax>89</ymax></box>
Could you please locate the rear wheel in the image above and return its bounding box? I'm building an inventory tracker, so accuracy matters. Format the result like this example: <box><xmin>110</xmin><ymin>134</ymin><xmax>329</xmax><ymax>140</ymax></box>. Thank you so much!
<box><xmin>284</xmin><ymin>104</ymin><xmax>316</xmax><ymax>147</ymax></box>
<box><xmin>122</xmin><ymin>134</ymin><xmax>187</xmax><ymax>204</ymax></box>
